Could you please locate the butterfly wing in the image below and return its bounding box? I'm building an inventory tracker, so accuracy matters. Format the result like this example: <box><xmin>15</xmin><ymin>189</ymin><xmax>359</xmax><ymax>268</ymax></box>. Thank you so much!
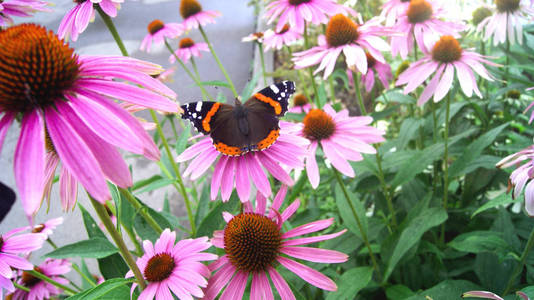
<box><xmin>244</xmin><ymin>80</ymin><xmax>295</xmax><ymax>117</ymax></box>
<box><xmin>181</xmin><ymin>101</ymin><xmax>227</xmax><ymax>134</ymax></box>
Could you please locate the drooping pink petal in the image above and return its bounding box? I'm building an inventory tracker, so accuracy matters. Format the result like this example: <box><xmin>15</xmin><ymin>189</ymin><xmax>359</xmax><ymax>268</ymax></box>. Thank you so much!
<box><xmin>277</xmin><ymin>256</ymin><xmax>337</xmax><ymax>291</ymax></box>
<box><xmin>0</xmin><ymin>112</ymin><xmax>14</xmax><ymax>155</ymax></box>
<box><xmin>268</xmin><ymin>267</ymin><xmax>296</xmax><ymax>300</ymax></box>
<box><xmin>283</xmin><ymin>230</ymin><xmax>347</xmax><ymax>246</ymax></box>
<box><xmin>282</xmin><ymin>218</ymin><xmax>334</xmax><ymax>239</ymax></box>
<box><xmin>280</xmin><ymin>246</ymin><xmax>348</xmax><ymax>263</ymax></box>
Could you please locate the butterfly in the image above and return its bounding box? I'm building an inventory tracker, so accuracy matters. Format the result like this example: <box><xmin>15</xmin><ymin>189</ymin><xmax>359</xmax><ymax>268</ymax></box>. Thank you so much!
<box><xmin>180</xmin><ymin>81</ymin><xmax>295</xmax><ymax>156</ymax></box>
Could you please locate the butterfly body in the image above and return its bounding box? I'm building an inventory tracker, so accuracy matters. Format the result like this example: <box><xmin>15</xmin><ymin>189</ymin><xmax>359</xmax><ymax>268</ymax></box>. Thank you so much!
<box><xmin>181</xmin><ymin>81</ymin><xmax>295</xmax><ymax>156</ymax></box>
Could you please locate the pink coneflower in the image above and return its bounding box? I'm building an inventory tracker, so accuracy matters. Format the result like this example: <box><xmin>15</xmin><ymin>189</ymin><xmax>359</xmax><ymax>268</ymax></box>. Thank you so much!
<box><xmin>292</xmin><ymin>14</ymin><xmax>393</xmax><ymax>79</ymax></box>
<box><xmin>349</xmin><ymin>52</ymin><xmax>393</xmax><ymax>92</ymax></box>
<box><xmin>169</xmin><ymin>37</ymin><xmax>209</xmax><ymax>64</ymax></box>
<box><xmin>0</xmin><ymin>24</ymin><xmax>178</xmax><ymax>216</ymax></box>
<box><xmin>380</xmin><ymin>0</ymin><xmax>411</xmax><ymax>26</ymax></box>
<box><xmin>390</xmin><ymin>0</ymin><xmax>465</xmax><ymax>59</ymax></box>
<box><xmin>31</xmin><ymin>217</ymin><xmax>63</xmax><ymax>238</ymax></box>
<box><xmin>477</xmin><ymin>0</ymin><xmax>534</xmax><ymax>45</ymax></box>
<box><xmin>0</xmin><ymin>226</ymin><xmax>46</xmax><ymax>299</ymax></box>
<box><xmin>177</xmin><ymin>121</ymin><xmax>308</xmax><ymax>202</ymax></box>
<box><xmin>126</xmin><ymin>229</ymin><xmax>217</xmax><ymax>300</ymax></box>
<box><xmin>264</xmin><ymin>0</ymin><xmax>356</xmax><ymax>33</ymax></box>
<box><xmin>288</xmin><ymin>93</ymin><xmax>312</xmax><ymax>113</ymax></box>
<box><xmin>0</xmin><ymin>0</ymin><xmax>50</xmax><ymax>26</ymax></box>
<box><xmin>140</xmin><ymin>20</ymin><xmax>184</xmax><ymax>53</ymax></box>
<box><xmin>297</xmin><ymin>104</ymin><xmax>384</xmax><ymax>188</ymax></box>
<box><xmin>179</xmin><ymin>0</ymin><xmax>221</xmax><ymax>31</ymax></box>
<box><xmin>263</xmin><ymin>24</ymin><xmax>302</xmax><ymax>51</ymax></box>
<box><xmin>12</xmin><ymin>259</ymin><xmax>71</xmax><ymax>300</ymax></box>
<box><xmin>205</xmin><ymin>186</ymin><xmax>348</xmax><ymax>300</ymax></box>
<box><xmin>58</xmin><ymin>0</ymin><xmax>123</xmax><ymax>42</ymax></box>
<box><xmin>396</xmin><ymin>35</ymin><xmax>499</xmax><ymax>106</ymax></box>
<box><xmin>242</xmin><ymin>32</ymin><xmax>264</xmax><ymax>43</ymax></box>
<box><xmin>462</xmin><ymin>290</ymin><xmax>530</xmax><ymax>300</ymax></box>
<box><xmin>496</xmin><ymin>145</ymin><xmax>534</xmax><ymax>216</ymax></box>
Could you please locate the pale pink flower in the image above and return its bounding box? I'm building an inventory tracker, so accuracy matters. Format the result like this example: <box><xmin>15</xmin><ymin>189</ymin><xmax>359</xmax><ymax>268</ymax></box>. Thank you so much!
<box><xmin>126</xmin><ymin>229</ymin><xmax>217</xmax><ymax>300</ymax></box>
<box><xmin>296</xmin><ymin>104</ymin><xmax>384</xmax><ymax>188</ymax></box>
<box><xmin>462</xmin><ymin>290</ymin><xmax>530</xmax><ymax>300</ymax></box>
<box><xmin>0</xmin><ymin>24</ymin><xmax>178</xmax><ymax>216</ymax></box>
<box><xmin>288</xmin><ymin>93</ymin><xmax>312</xmax><ymax>113</ymax></box>
<box><xmin>380</xmin><ymin>0</ymin><xmax>411</xmax><ymax>26</ymax></box>
<box><xmin>497</xmin><ymin>145</ymin><xmax>534</xmax><ymax>216</ymax></box>
<box><xmin>292</xmin><ymin>14</ymin><xmax>393</xmax><ymax>79</ymax></box>
<box><xmin>477</xmin><ymin>0</ymin><xmax>534</xmax><ymax>45</ymax></box>
<box><xmin>140</xmin><ymin>20</ymin><xmax>184</xmax><ymax>53</ymax></box>
<box><xmin>242</xmin><ymin>32</ymin><xmax>264</xmax><ymax>43</ymax></box>
<box><xmin>58</xmin><ymin>0</ymin><xmax>123</xmax><ymax>42</ymax></box>
<box><xmin>205</xmin><ymin>186</ymin><xmax>348</xmax><ymax>300</ymax></box>
<box><xmin>0</xmin><ymin>226</ymin><xmax>46</xmax><ymax>299</ymax></box>
<box><xmin>177</xmin><ymin>121</ymin><xmax>308</xmax><ymax>202</ymax></box>
<box><xmin>12</xmin><ymin>259</ymin><xmax>71</xmax><ymax>300</ymax></box>
<box><xmin>396</xmin><ymin>35</ymin><xmax>499</xmax><ymax>106</ymax></box>
<box><xmin>390</xmin><ymin>0</ymin><xmax>465</xmax><ymax>59</ymax></box>
<box><xmin>264</xmin><ymin>0</ymin><xmax>356</xmax><ymax>33</ymax></box>
<box><xmin>263</xmin><ymin>24</ymin><xmax>302</xmax><ymax>51</ymax></box>
<box><xmin>31</xmin><ymin>217</ymin><xmax>63</xmax><ymax>238</ymax></box>
<box><xmin>0</xmin><ymin>0</ymin><xmax>50</xmax><ymax>26</ymax></box>
<box><xmin>179</xmin><ymin>0</ymin><xmax>221</xmax><ymax>31</ymax></box>
<box><xmin>348</xmin><ymin>52</ymin><xmax>393</xmax><ymax>91</ymax></box>
<box><xmin>169</xmin><ymin>37</ymin><xmax>209</xmax><ymax>64</ymax></box>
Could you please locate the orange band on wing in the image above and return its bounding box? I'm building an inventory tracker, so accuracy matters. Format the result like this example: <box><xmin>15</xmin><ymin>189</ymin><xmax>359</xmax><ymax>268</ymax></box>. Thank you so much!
<box><xmin>254</xmin><ymin>93</ymin><xmax>282</xmax><ymax>115</ymax></box>
<box><xmin>257</xmin><ymin>129</ymin><xmax>280</xmax><ymax>150</ymax></box>
<box><xmin>214</xmin><ymin>142</ymin><xmax>243</xmax><ymax>156</ymax></box>
<box><xmin>202</xmin><ymin>102</ymin><xmax>221</xmax><ymax>132</ymax></box>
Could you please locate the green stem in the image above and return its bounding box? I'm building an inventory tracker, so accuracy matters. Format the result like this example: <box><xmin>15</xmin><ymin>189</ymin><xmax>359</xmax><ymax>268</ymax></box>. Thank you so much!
<box><xmin>123</xmin><ymin>224</ymin><xmax>143</xmax><ymax>256</ymax></box>
<box><xmin>96</xmin><ymin>7</ymin><xmax>128</xmax><ymax>56</ymax></box>
<box><xmin>165</xmin><ymin>40</ymin><xmax>212</xmax><ymax>101</ymax></box>
<box><xmin>505</xmin><ymin>14</ymin><xmax>510</xmax><ymax>85</ymax></box>
<box><xmin>149</xmin><ymin>110</ymin><xmax>196</xmax><ymax>236</ymax></box>
<box><xmin>375</xmin><ymin>151</ymin><xmax>397</xmax><ymax>227</ymax></box>
<box><xmin>198</xmin><ymin>25</ymin><xmax>239</xmax><ymax>98</ymax></box>
<box><xmin>328</xmin><ymin>76</ymin><xmax>336</xmax><ymax>100</ymax></box>
<box><xmin>333</xmin><ymin>169</ymin><xmax>381</xmax><ymax>279</ymax></box>
<box><xmin>440</xmin><ymin>93</ymin><xmax>451</xmax><ymax>243</ymax></box>
<box><xmin>502</xmin><ymin>224</ymin><xmax>534</xmax><ymax>295</ymax></box>
<box><xmin>190</xmin><ymin>57</ymin><xmax>207</xmax><ymax>101</ymax></box>
<box><xmin>27</xmin><ymin>269</ymin><xmax>77</xmax><ymax>295</ymax></box>
<box><xmin>258</xmin><ymin>43</ymin><xmax>268</xmax><ymax>86</ymax></box>
<box><xmin>431</xmin><ymin>100</ymin><xmax>438</xmax><ymax>194</ymax></box>
<box><xmin>169</xmin><ymin>116</ymin><xmax>179</xmax><ymax>141</ymax></box>
<box><xmin>303</xmin><ymin>22</ymin><xmax>320</xmax><ymax>107</ymax></box>
<box><xmin>352</xmin><ymin>71</ymin><xmax>367</xmax><ymax>115</ymax></box>
<box><xmin>71</xmin><ymin>263</ymin><xmax>98</xmax><ymax>288</ymax></box>
<box><xmin>14</xmin><ymin>282</ymin><xmax>30</xmax><ymax>292</ymax></box>
<box><xmin>89</xmin><ymin>196</ymin><xmax>146</xmax><ymax>290</ymax></box>
<box><xmin>119</xmin><ymin>187</ymin><xmax>163</xmax><ymax>234</ymax></box>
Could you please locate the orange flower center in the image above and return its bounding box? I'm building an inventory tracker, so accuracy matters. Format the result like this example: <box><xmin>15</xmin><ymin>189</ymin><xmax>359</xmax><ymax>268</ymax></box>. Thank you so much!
<box><xmin>406</xmin><ymin>0</ymin><xmax>433</xmax><ymax>24</ymax></box>
<box><xmin>288</xmin><ymin>0</ymin><xmax>312</xmax><ymax>5</ymax></box>
<box><xmin>253</xmin><ymin>32</ymin><xmax>264</xmax><ymax>39</ymax></box>
<box><xmin>144</xmin><ymin>253</ymin><xmax>176</xmax><ymax>282</ymax></box>
<box><xmin>224</xmin><ymin>213</ymin><xmax>281</xmax><ymax>273</ymax></box>
<box><xmin>431</xmin><ymin>35</ymin><xmax>462</xmax><ymax>63</ymax></box>
<box><xmin>495</xmin><ymin>0</ymin><xmax>520</xmax><ymax>12</ymax></box>
<box><xmin>472</xmin><ymin>7</ymin><xmax>492</xmax><ymax>25</ymax></box>
<box><xmin>32</xmin><ymin>224</ymin><xmax>45</xmax><ymax>233</ymax></box>
<box><xmin>147</xmin><ymin>19</ymin><xmax>165</xmax><ymax>35</ymax></box>
<box><xmin>326</xmin><ymin>14</ymin><xmax>359</xmax><ymax>47</ymax></box>
<box><xmin>0</xmin><ymin>24</ymin><xmax>80</xmax><ymax>113</ymax></box>
<box><xmin>180</xmin><ymin>0</ymin><xmax>202</xmax><ymax>19</ymax></box>
<box><xmin>0</xmin><ymin>236</ymin><xmax>4</xmax><ymax>251</ymax></box>
<box><xmin>179</xmin><ymin>37</ymin><xmax>195</xmax><ymax>48</ymax></box>
<box><xmin>292</xmin><ymin>93</ymin><xmax>308</xmax><ymax>106</ymax></box>
<box><xmin>303</xmin><ymin>109</ymin><xmax>336</xmax><ymax>140</ymax></box>
<box><xmin>366</xmin><ymin>52</ymin><xmax>377</xmax><ymax>69</ymax></box>
<box><xmin>22</xmin><ymin>267</ymin><xmax>43</xmax><ymax>287</ymax></box>
<box><xmin>278</xmin><ymin>24</ymin><xmax>290</xmax><ymax>34</ymax></box>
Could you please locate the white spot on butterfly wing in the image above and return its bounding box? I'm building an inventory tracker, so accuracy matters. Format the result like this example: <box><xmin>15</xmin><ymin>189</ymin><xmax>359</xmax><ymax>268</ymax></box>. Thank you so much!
<box><xmin>270</xmin><ymin>84</ymin><xmax>279</xmax><ymax>93</ymax></box>
<box><xmin>281</xmin><ymin>92</ymin><xmax>285</xmax><ymax>97</ymax></box>
<box><xmin>196</xmin><ymin>102</ymin><xmax>202</xmax><ymax>112</ymax></box>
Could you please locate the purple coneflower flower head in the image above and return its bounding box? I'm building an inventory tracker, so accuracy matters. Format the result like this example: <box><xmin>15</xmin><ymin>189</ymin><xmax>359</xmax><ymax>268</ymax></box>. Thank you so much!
<box><xmin>31</xmin><ymin>217</ymin><xmax>63</xmax><ymax>238</ymax></box>
<box><xmin>292</xmin><ymin>14</ymin><xmax>393</xmax><ymax>79</ymax></box>
<box><xmin>477</xmin><ymin>0</ymin><xmax>534</xmax><ymax>45</ymax></box>
<box><xmin>242</xmin><ymin>32</ymin><xmax>264</xmax><ymax>43</ymax></box>
<box><xmin>140</xmin><ymin>20</ymin><xmax>184</xmax><ymax>53</ymax></box>
<box><xmin>380</xmin><ymin>0</ymin><xmax>411</xmax><ymax>26</ymax></box>
<box><xmin>12</xmin><ymin>258</ymin><xmax>71</xmax><ymax>300</ymax></box>
<box><xmin>177</xmin><ymin>121</ymin><xmax>308</xmax><ymax>202</ymax></box>
<box><xmin>264</xmin><ymin>0</ymin><xmax>356</xmax><ymax>34</ymax></box>
<box><xmin>298</xmin><ymin>104</ymin><xmax>385</xmax><ymax>188</ymax></box>
<box><xmin>179</xmin><ymin>0</ymin><xmax>221</xmax><ymax>31</ymax></box>
<box><xmin>58</xmin><ymin>0</ymin><xmax>123</xmax><ymax>42</ymax></box>
<box><xmin>169</xmin><ymin>37</ymin><xmax>209</xmax><ymax>64</ymax></box>
<box><xmin>0</xmin><ymin>0</ymin><xmax>50</xmax><ymax>26</ymax></box>
<box><xmin>0</xmin><ymin>226</ymin><xmax>46</xmax><ymax>299</ymax></box>
<box><xmin>263</xmin><ymin>24</ymin><xmax>302</xmax><ymax>51</ymax></box>
<box><xmin>396</xmin><ymin>35</ymin><xmax>499</xmax><ymax>106</ymax></box>
<box><xmin>390</xmin><ymin>0</ymin><xmax>466</xmax><ymax>59</ymax></box>
<box><xmin>348</xmin><ymin>52</ymin><xmax>393</xmax><ymax>92</ymax></box>
<box><xmin>205</xmin><ymin>186</ymin><xmax>348</xmax><ymax>300</ymax></box>
<box><xmin>288</xmin><ymin>93</ymin><xmax>312</xmax><ymax>114</ymax></box>
<box><xmin>0</xmin><ymin>24</ymin><xmax>178</xmax><ymax>216</ymax></box>
<box><xmin>126</xmin><ymin>229</ymin><xmax>217</xmax><ymax>300</ymax></box>
<box><xmin>497</xmin><ymin>146</ymin><xmax>534</xmax><ymax>216</ymax></box>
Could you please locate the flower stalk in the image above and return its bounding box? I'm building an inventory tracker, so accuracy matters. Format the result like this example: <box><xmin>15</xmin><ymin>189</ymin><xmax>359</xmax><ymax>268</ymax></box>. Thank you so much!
<box><xmin>26</xmin><ymin>269</ymin><xmax>77</xmax><ymax>295</ymax></box>
<box><xmin>96</xmin><ymin>7</ymin><xmax>128</xmax><ymax>56</ymax></box>
<box><xmin>118</xmin><ymin>187</ymin><xmax>163</xmax><ymax>235</ymax></box>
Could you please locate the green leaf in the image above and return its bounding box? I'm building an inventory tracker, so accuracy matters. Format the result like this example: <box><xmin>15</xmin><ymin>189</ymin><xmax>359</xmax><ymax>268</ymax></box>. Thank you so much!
<box><xmin>133</xmin><ymin>201</ymin><xmax>172</xmax><ymax>243</ymax></box>
<box><xmin>380</xmin><ymin>91</ymin><xmax>415</xmax><ymax>104</ymax></box>
<box><xmin>194</xmin><ymin>184</ymin><xmax>211</xmax><ymax>227</ymax></box>
<box><xmin>66</xmin><ymin>278</ymin><xmax>134</xmax><ymax>300</ymax></box>
<box><xmin>396</xmin><ymin>118</ymin><xmax>424</xmax><ymax>150</ymax></box>
<box><xmin>386</xmin><ymin>285</ymin><xmax>415</xmax><ymax>300</ymax></box>
<box><xmin>131</xmin><ymin>175</ymin><xmax>164</xmax><ymax>191</ymax></box>
<box><xmin>199</xmin><ymin>80</ymin><xmax>231</xmax><ymax>88</ymax></box>
<box><xmin>79</xmin><ymin>204</ymin><xmax>106</xmax><ymax>239</ymax></box>
<box><xmin>383</xmin><ymin>206</ymin><xmax>447</xmax><ymax>281</ymax></box>
<box><xmin>448</xmin><ymin>231</ymin><xmax>510</xmax><ymax>254</ymax></box>
<box><xmin>195</xmin><ymin>193</ymin><xmax>239</xmax><ymax>238</ymax></box>
<box><xmin>134</xmin><ymin>178</ymin><xmax>175</xmax><ymax>195</ymax></box>
<box><xmin>448</xmin><ymin>123</ymin><xmax>508</xmax><ymax>178</ymax></box>
<box><xmin>175</xmin><ymin>123</ymin><xmax>191</xmax><ymax>155</ymax></box>
<box><xmin>317</xmin><ymin>81</ymin><xmax>327</xmax><ymax>108</ymax></box>
<box><xmin>107</xmin><ymin>183</ymin><xmax>121</xmax><ymax>233</ymax></box>
<box><xmin>98</xmin><ymin>254</ymin><xmax>129</xmax><ymax>280</ymax></box>
<box><xmin>334</xmin><ymin>184</ymin><xmax>367</xmax><ymax>240</ymax></box>
<box><xmin>325</xmin><ymin>267</ymin><xmax>373</xmax><ymax>300</ymax></box>
<box><xmin>472</xmin><ymin>193</ymin><xmax>520</xmax><ymax>218</ymax></box>
<box><xmin>331</xmin><ymin>68</ymin><xmax>350</xmax><ymax>90</ymax></box>
<box><xmin>44</xmin><ymin>238</ymin><xmax>118</xmax><ymax>259</ymax></box>
<box><xmin>404</xmin><ymin>280</ymin><xmax>480</xmax><ymax>300</ymax></box>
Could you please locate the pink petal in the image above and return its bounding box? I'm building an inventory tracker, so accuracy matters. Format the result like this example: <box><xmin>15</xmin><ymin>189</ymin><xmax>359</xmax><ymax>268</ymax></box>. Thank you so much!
<box><xmin>60</xmin><ymin>167</ymin><xmax>78</xmax><ymax>211</ymax></box>
<box><xmin>269</xmin><ymin>185</ymin><xmax>288</xmax><ymax>218</ymax></box>
<box><xmin>277</xmin><ymin>256</ymin><xmax>337</xmax><ymax>291</ymax></box>
<box><xmin>321</xmin><ymin>139</ymin><xmax>355</xmax><ymax>177</ymax></box>
<box><xmin>280</xmin><ymin>246</ymin><xmax>348</xmax><ymax>263</ymax></box>
<box><xmin>268</xmin><ymin>267</ymin><xmax>296</xmax><ymax>300</ymax></box>
<box><xmin>433</xmin><ymin>63</ymin><xmax>455</xmax><ymax>102</ymax></box>
<box><xmin>247</xmin><ymin>154</ymin><xmax>271</xmax><ymax>198</ymax></box>
<box><xmin>211</xmin><ymin>156</ymin><xmax>228</xmax><ymax>200</ymax></box>
<box><xmin>257</xmin><ymin>152</ymin><xmax>293</xmax><ymax>185</ymax></box>
<box><xmin>236</xmin><ymin>157</ymin><xmax>251</xmax><ymax>201</ymax></box>
<box><xmin>0</xmin><ymin>112</ymin><xmax>14</xmax><ymax>155</ymax></box>
<box><xmin>282</xmin><ymin>218</ymin><xmax>334</xmax><ymax>239</ymax></box>
<box><xmin>281</xmin><ymin>199</ymin><xmax>300</xmax><ymax>222</ymax></box>
<box><xmin>306</xmin><ymin>142</ymin><xmax>320</xmax><ymax>189</ymax></box>
<box><xmin>221</xmin><ymin>157</ymin><xmax>236</xmax><ymax>201</ymax></box>
<box><xmin>283</xmin><ymin>230</ymin><xmax>347</xmax><ymax>246</ymax></box>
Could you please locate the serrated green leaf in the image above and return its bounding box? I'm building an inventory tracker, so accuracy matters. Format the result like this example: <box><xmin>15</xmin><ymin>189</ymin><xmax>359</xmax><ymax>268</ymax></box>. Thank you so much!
<box><xmin>66</xmin><ymin>278</ymin><xmax>134</xmax><ymax>300</ymax></box>
<box><xmin>44</xmin><ymin>238</ymin><xmax>117</xmax><ymax>259</ymax></box>
<box><xmin>325</xmin><ymin>267</ymin><xmax>373</xmax><ymax>300</ymax></box>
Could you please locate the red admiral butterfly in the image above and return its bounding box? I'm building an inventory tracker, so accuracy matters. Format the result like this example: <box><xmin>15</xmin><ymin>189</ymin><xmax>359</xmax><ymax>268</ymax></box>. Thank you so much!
<box><xmin>181</xmin><ymin>81</ymin><xmax>295</xmax><ymax>156</ymax></box>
